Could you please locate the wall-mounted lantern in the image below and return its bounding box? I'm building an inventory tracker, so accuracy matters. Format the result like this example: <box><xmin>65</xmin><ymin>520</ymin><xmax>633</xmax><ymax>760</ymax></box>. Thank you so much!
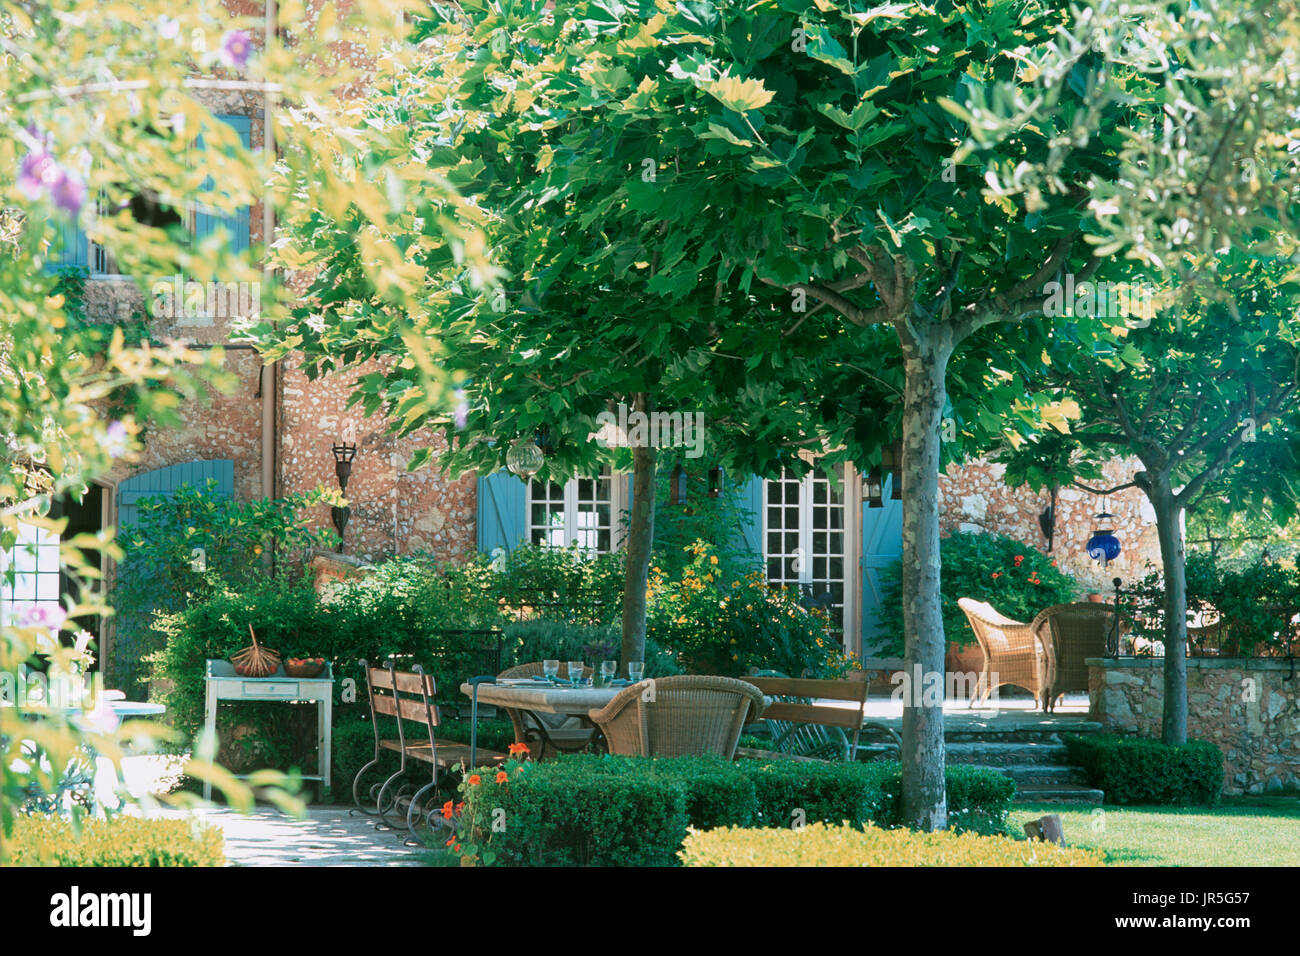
<box><xmin>331</xmin><ymin>441</ymin><xmax>358</xmax><ymax>552</ymax></box>
<box><xmin>669</xmin><ymin>464</ymin><xmax>688</xmax><ymax>506</ymax></box>
<box><xmin>707</xmin><ymin>466</ymin><xmax>723</xmax><ymax>498</ymax></box>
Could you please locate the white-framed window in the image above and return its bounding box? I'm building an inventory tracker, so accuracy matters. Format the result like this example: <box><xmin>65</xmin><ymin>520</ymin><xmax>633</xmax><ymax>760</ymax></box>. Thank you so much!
<box><xmin>764</xmin><ymin>463</ymin><xmax>851</xmax><ymax>636</ymax></box>
<box><xmin>527</xmin><ymin>469</ymin><xmax>620</xmax><ymax>554</ymax></box>
<box><xmin>0</xmin><ymin>523</ymin><xmax>61</xmax><ymax>625</ymax></box>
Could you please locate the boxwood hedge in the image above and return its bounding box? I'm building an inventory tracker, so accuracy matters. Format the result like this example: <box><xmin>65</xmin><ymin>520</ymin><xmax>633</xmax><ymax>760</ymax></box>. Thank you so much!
<box><xmin>1064</xmin><ymin>733</ymin><xmax>1224</xmax><ymax>805</ymax></box>
<box><xmin>455</xmin><ymin>754</ymin><xmax>1016</xmax><ymax>866</ymax></box>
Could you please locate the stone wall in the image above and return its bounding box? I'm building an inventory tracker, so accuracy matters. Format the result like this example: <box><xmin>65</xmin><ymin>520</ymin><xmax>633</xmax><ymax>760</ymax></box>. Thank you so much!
<box><xmin>940</xmin><ymin>458</ymin><xmax>1161</xmax><ymax>594</ymax></box>
<box><xmin>277</xmin><ymin>361</ymin><xmax>478</xmax><ymax>563</ymax></box>
<box><xmin>1088</xmin><ymin>657</ymin><xmax>1300</xmax><ymax>795</ymax></box>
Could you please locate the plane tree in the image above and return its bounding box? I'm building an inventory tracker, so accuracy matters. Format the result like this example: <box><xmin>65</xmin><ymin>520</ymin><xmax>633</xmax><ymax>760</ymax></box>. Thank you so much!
<box><xmin>245</xmin><ymin>0</ymin><xmax>1165</xmax><ymax>830</ymax></box>
<box><xmin>994</xmin><ymin>257</ymin><xmax>1300</xmax><ymax>744</ymax></box>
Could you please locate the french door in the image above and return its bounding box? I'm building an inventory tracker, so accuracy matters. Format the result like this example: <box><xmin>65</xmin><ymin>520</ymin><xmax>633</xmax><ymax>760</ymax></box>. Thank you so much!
<box><xmin>764</xmin><ymin>464</ymin><xmax>852</xmax><ymax>640</ymax></box>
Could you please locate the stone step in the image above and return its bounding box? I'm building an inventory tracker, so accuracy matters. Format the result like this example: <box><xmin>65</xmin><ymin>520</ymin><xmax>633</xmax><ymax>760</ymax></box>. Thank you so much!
<box><xmin>944</xmin><ymin>742</ymin><xmax>1069</xmax><ymax>766</ymax></box>
<box><xmin>1012</xmin><ymin>784</ymin><xmax>1105</xmax><ymax>806</ymax></box>
<box><xmin>997</xmin><ymin>764</ymin><xmax>1090</xmax><ymax>787</ymax></box>
<box><xmin>858</xmin><ymin>720</ymin><xmax>1104</xmax><ymax>746</ymax></box>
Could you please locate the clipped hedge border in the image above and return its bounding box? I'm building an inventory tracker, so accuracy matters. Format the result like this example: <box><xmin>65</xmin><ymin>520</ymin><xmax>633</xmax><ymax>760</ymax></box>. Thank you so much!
<box><xmin>3</xmin><ymin>816</ymin><xmax>225</xmax><ymax>867</ymax></box>
<box><xmin>1064</xmin><ymin>733</ymin><xmax>1224</xmax><ymax>805</ymax></box>
<box><xmin>456</xmin><ymin>754</ymin><xmax>1016</xmax><ymax>867</ymax></box>
<box><xmin>679</xmin><ymin>821</ymin><xmax>1106</xmax><ymax>867</ymax></box>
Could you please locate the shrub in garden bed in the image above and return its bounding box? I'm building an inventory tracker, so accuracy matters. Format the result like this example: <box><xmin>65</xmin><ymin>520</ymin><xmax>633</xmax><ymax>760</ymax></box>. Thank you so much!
<box><xmin>678</xmin><ymin>821</ymin><xmax>1106</xmax><ymax>867</ymax></box>
<box><xmin>3</xmin><ymin>816</ymin><xmax>224</xmax><ymax>867</ymax></box>
<box><xmin>450</xmin><ymin>754</ymin><xmax>1016</xmax><ymax>866</ymax></box>
<box><xmin>875</xmin><ymin>531</ymin><xmax>1079</xmax><ymax>655</ymax></box>
<box><xmin>1064</xmin><ymin>733</ymin><xmax>1224</xmax><ymax>805</ymax></box>
<box><xmin>647</xmin><ymin>542</ymin><xmax>854</xmax><ymax>677</ymax></box>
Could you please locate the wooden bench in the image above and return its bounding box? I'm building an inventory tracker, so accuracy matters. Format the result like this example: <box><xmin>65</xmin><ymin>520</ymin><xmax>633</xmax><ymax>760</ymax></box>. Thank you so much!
<box><xmin>739</xmin><ymin>676</ymin><xmax>900</xmax><ymax>762</ymax></box>
<box><xmin>354</xmin><ymin>660</ymin><xmax>505</xmax><ymax>832</ymax></box>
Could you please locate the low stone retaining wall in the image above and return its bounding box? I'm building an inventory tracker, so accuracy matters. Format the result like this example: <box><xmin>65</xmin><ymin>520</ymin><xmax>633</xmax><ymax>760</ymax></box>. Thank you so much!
<box><xmin>1087</xmin><ymin>657</ymin><xmax>1300</xmax><ymax>795</ymax></box>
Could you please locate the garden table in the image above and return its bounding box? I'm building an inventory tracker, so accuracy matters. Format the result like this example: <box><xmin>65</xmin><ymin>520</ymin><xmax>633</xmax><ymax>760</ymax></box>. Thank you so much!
<box><xmin>459</xmin><ymin>679</ymin><xmax>625</xmax><ymax>758</ymax></box>
<box><xmin>5</xmin><ymin>696</ymin><xmax>167</xmax><ymax>814</ymax></box>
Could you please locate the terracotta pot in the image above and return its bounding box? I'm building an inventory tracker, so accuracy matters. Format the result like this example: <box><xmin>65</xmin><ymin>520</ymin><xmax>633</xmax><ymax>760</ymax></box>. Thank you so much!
<box><xmin>944</xmin><ymin>641</ymin><xmax>986</xmax><ymax>697</ymax></box>
<box><xmin>1087</xmin><ymin>593</ymin><xmax>1106</xmax><ymax>603</ymax></box>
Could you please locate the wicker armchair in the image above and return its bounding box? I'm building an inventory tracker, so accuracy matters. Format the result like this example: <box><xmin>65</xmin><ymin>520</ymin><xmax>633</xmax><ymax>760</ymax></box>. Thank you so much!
<box><xmin>587</xmin><ymin>675</ymin><xmax>765</xmax><ymax>759</ymax></box>
<box><xmin>496</xmin><ymin>661</ymin><xmax>596</xmax><ymax>758</ymax></box>
<box><xmin>1031</xmin><ymin>602</ymin><xmax>1115</xmax><ymax>712</ymax></box>
<box><xmin>957</xmin><ymin>598</ymin><xmax>1045</xmax><ymax>708</ymax></box>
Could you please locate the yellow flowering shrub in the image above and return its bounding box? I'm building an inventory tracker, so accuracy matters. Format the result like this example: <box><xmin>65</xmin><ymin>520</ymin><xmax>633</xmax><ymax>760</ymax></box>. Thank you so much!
<box><xmin>648</xmin><ymin>541</ymin><xmax>855</xmax><ymax>677</ymax></box>
<box><xmin>3</xmin><ymin>816</ymin><xmax>225</xmax><ymax>867</ymax></box>
<box><xmin>678</xmin><ymin>822</ymin><xmax>1107</xmax><ymax>867</ymax></box>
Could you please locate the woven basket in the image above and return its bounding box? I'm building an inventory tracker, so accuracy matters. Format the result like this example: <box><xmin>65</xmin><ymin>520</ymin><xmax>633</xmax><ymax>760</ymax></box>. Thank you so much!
<box><xmin>231</xmin><ymin>624</ymin><xmax>281</xmax><ymax>678</ymax></box>
<box><xmin>285</xmin><ymin>659</ymin><xmax>325</xmax><ymax>678</ymax></box>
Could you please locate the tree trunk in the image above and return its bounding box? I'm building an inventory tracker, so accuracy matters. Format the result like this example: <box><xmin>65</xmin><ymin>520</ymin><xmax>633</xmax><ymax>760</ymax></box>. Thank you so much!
<box><xmin>898</xmin><ymin>338</ymin><xmax>953</xmax><ymax>831</ymax></box>
<box><xmin>620</xmin><ymin>393</ymin><xmax>656</xmax><ymax>670</ymax></box>
<box><xmin>1149</xmin><ymin>479</ymin><xmax>1189</xmax><ymax>745</ymax></box>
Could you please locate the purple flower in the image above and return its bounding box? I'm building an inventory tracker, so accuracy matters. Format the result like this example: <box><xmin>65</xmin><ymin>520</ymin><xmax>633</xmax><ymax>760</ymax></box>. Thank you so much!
<box><xmin>18</xmin><ymin>144</ymin><xmax>86</xmax><ymax>216</ymax></box>
<box><xmin>18</xmin><ymin>149</ymin><xmax>60</xmax><ymax>201</ymax></box>
<box><xmin>48</xmin><ymin>170</ymin><xmax>86</xmax><ymax>216</ymax></box>
<box><xmin>20</xmin><ymin>603</ymin><xmax>67</xmax><ymax>634</ymax></box>
<box><xmin>453</xmin><ymin>390</ymin><xmax>468</xmax><ymax>430</ymax></box>
<box><xmin>219</xmin><ymin>30</ymin><xmax>252</xmax><ymax>69</ymax></box>
<box><xmin>105</xmin><ymin>420</ymin><xmax>130</xmax><ymax>458</ymax></box>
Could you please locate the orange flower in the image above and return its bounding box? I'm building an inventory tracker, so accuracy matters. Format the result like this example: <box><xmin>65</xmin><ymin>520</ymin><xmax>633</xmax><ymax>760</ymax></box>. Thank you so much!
<box><xmin>455</xmin><ymin>801</ymin><xmax>464</xmax><ymax>813</ymax></box>
<box><xmin>1051</xmin><ymin>559</ymin><xmax>1058</xmax><ymax>567</ymax></box>
<box><xmin>1013</xmin><ymin>555</ymin><xmax>1024</xmax><ymax>567</ymax></box>
<box><xmin>467</xmin><ymin>774</ymin><xmax>482</xmax><ymax>785</ymax></box>
<box><xmin>992</xmin><ymin>572</ymin><xmax>1002</xmax><ymax>579</ymax></box>
<box><xmin>441</xmin><ymin>799</ymin><xmax>455</xmax><ymax>819</ymax></box>
<box><xmin>496</xmin><ymin>770</ymin><xmax>509</xmax><ymax>783</ymax></box>
<box><xmin>508</xmin><ymin>742</ymin><xmax>530</xmax><ymax>756</ymax></box>
<box><xmin>453</xmin><ymin>844</ymin><xmax>461</xmax><ymax>853</ymax></box>
<box><xmin>445</xmin><ymin>836</ymin><xmax>455</xmax><ymax>847</ymax></box>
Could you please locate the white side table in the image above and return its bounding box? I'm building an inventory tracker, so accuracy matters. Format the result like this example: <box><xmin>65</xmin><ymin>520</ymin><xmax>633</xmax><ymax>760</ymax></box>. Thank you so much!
<box><xmin>203</xmin><ymin>659</ymin><xmax>334</xmax><ymax>801</ymax></box>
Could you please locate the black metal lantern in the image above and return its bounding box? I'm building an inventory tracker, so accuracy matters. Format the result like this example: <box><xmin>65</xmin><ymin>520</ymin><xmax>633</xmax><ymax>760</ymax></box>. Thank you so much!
<box><xmin>1086</xmin><ymin>499</ymin><xmax>1121</xmax><ymax>566</ymax></box>
<box><xmin>881</xmin><ymin>439</ymin><xmax>903</xmax><ymax>500</ymax></box>
<box><xmin>707</xmin><ymin>466</ymin><xmax>723</xmax><ymax>498</ymax></box>
<box><xmin>864</xmin><ymin>466</ymin><xmax>883</xmax><ymax>509</ymax></box>
<box><xmin>330</xmin><ymin>441</ymin><xmax>358</xmax><ymax>552</ymax></box>
<box><xmin>332</xmin><ymin>441</ymin><xmax>357</xmax><ymax>490</ymax></box>
<box><xmin>669</xmin><ymin>463</ymin><xmax>687</xmax><ymax>506</ymax></box>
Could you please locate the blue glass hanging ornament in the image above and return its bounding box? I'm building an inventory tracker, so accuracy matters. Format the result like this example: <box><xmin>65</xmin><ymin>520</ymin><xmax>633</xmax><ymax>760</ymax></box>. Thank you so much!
<box><xmin>1086</xmin><ymin>498</ymin><xmax>1121</xmax><ymax>566</ymax></box>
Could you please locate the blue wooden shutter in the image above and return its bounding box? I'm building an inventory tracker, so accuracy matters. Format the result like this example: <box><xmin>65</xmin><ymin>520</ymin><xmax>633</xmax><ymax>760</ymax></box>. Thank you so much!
<box><xmin>117</xmin><ymin>459</ymin><xmax>235</xmax><ymax>529</ymax></box>
<box><xmin>860</xmin><ymin>475</ymin><xmax>904</xmax><ymax>653</ymax></box>
<box><xmin>194</xmin><ymin>114</ymin><xmax>251</xmax><ymax>255</ymax></box>
<box><xmin>42</xmin><ymin>211</ymin><xmax>88</xmax><ymax>273</ymax></box>
<box><xmin>477</xmin><ymin>472</ymin><xmax>528</xmax><ymax>554</ymax></box>
<box><xmin>731</xmin><ymin>474</ymin><xmax>764</xmax><ymax>560</ymax></box>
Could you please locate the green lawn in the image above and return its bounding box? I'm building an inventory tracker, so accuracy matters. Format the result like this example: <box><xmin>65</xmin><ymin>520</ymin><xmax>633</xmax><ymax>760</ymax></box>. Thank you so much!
<box><xmin>1011</xmin><ymin>798</ymin><xmax>1300</xmax><ymax>866</ymax></box>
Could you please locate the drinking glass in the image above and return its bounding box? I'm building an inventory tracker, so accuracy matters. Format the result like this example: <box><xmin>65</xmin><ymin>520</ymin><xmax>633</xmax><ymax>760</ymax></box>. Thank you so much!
<box><xmin>600</xmin><ymin>661</ymin><xmax>617</xmax><ymax>686</ymax></box>
<box><xmin>627</xmin><ymin>661</ymin><xmax>645</xmax><ymax>682</ymax></box>
<box><xmin>542</xmin><ymin>659</ymin><xmax>560</xmax><ymax>681</ymax></box>
<box><xmin>567</xmin><ymin>662</ymin><xmax>586</xmax><ymax>686</ymax></box>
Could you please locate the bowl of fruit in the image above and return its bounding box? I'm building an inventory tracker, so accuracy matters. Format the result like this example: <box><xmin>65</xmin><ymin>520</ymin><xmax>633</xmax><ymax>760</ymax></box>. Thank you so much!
<box><xmin>284</xmin><ymin>657</ymin><xmax>327</xmax><ymax>678</ymax></box>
